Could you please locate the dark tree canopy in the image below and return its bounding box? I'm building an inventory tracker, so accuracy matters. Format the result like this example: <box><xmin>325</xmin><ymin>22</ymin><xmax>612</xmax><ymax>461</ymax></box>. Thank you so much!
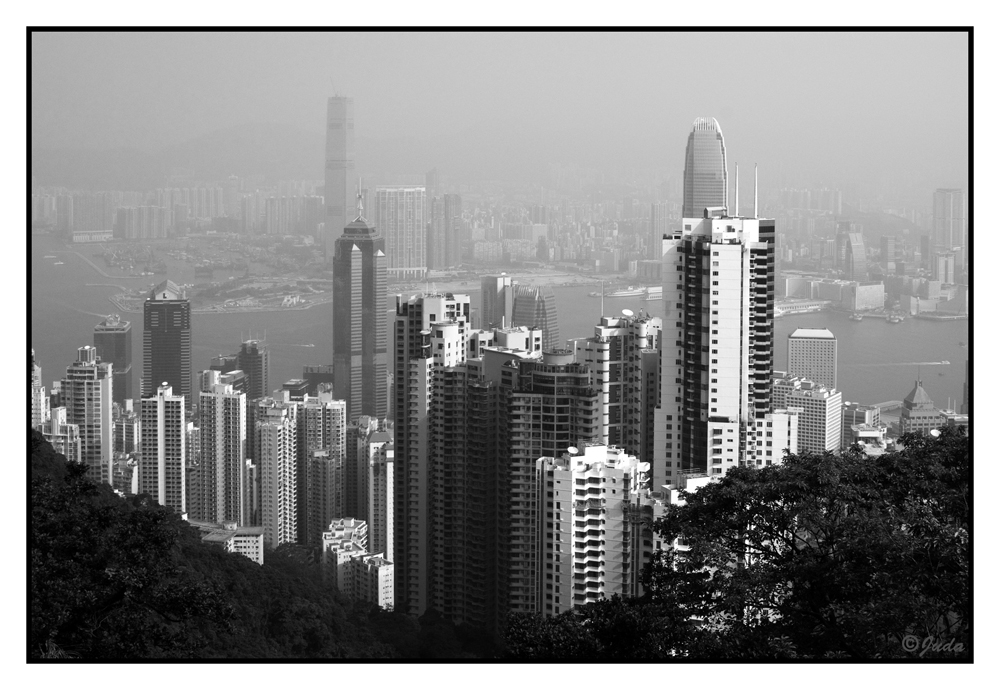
<box><xmin>503</xmin><ymin>427</ymin><xmax>970</xmax><ymax>660</ymax></box>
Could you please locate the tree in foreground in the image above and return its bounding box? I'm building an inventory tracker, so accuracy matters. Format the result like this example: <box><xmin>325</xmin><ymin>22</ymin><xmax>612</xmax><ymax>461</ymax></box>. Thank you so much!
<box><xmin>503</xmin><ymin>427</ymin><xmax>969</xmax><ymax>660</ymax></box>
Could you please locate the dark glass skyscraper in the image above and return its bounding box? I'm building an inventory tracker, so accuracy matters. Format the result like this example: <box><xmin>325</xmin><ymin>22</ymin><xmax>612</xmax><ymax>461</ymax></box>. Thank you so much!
<box><xmin>682</xmin><ymin>117</ymin><xmax>729</xmax><ymax>219</ymax></box>
<box><xmin>238</xmin><ymin>339</ymin><xmax>269</xmax><ymax>401</ymax></box>
<box><xmin>143</xmin><ymin>280</ymin><xmax>191</xmax><ymax>403</ymax></box>
<box><xmin>94</xmin><ymin>313</ymin><xmax>131</xmax><ymax>404</ymax></box>
<box><xmin>512</xmin><ymin>284</ymin><xmax>560</xmax><ymax>351</ymax></box>
<box><xmin>332</xmin><ymin>201</ymin><xmax>387</xmax><ymax>421</ymax></box>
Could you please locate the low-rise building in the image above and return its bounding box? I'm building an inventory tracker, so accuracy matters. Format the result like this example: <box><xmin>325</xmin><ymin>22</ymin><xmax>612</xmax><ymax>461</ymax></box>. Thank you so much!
<box><xmin>189</xmin><ymin>519</ymin><xmax>265</xmax><ymax>565</ymax></box>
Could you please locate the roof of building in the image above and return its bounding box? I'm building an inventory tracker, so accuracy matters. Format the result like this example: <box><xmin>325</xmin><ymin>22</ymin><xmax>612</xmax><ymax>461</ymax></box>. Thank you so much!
<box><xmin>789</xmin><ymin>328</ymin><xmax>835</xmax><ymax>339</ymax></box>
<box><xmin>148</xmin><ymin>279</ymin><xmax>185</xmax><ymax>300</ymax></box>
<box><xmin>903</xmin><ymin>380</ymin><xmax>934</xmax><ymax>406</ymax></box>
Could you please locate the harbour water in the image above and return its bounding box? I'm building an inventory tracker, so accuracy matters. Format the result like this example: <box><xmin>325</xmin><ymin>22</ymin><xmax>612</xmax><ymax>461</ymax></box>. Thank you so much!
<box><xmin>32</xmin><ymin>235</ymin><xmax>968</xmax><ymax>412</ymax></box>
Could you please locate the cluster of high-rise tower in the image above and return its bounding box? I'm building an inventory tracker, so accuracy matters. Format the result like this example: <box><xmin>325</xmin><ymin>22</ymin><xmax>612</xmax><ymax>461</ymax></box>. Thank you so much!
<box><xmin>36</xmin><ymin>111</ymin><xmax>890</xmax><ymax>633</ymax></box>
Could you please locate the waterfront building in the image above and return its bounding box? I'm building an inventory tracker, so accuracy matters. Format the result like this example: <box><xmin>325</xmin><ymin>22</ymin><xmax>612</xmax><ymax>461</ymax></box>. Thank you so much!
<box><xmin>332</xmin><ymin>199</ymin><xmax>387</xmax><ymax>421</ymax></box>
<box><xmin>682</xmin><ymin>117</ymin><xmax>728</xmax><ymax>219</ymax></box>
<box><xmin>654</xmin><ymin>205</ymin><xmax>775</xmax><ymax>486</ymax></box>
<box><xmin>512</xmin><ymin>284</ymin><xmax>561</xmax><ymax>352</ymax></box>
<box><xmin>62</xmin><ymin>346</ymin><xmax>114</xmax><ymax>485</ymax></box>
<box><xmin>374</xmin><ymin>185</ymin><xmax>427</xmax><ymax>280</ymax></box>
<box><xmin>568</xmin><ymin>313</ymin><xmax>661</xmax><ymax>462</ymax></box>
<box><xmin>481</xmin><ymin>274</ymin><xmax>514</xmax><ymax>330</ymax></box>
<box><xmin>844</xmin><ymin>233</ymin><xmax>867</xmax><ymax>280</ymax></box>
<box><xmin>899</xmin><ymin>380</ymin><xmax>943</xmax><ymax>435</ymax></box>
<box><xmin>787</xmin><ymin>328</ymin><xmax>837</xmax><ymax>389</ymax></box>
<box><xmin>772</xmin><ymin>374</ymin><xmax>842</xmax><ymax>454</ymax></box>
<box><xmin>40</xmin><ymin>406</ymin><xmax>82</xmax><ymax>465</ymax></box>
<box><xmin>190</xmin><ymin>519</ymin><xmax>265</xmax><ymax>565</ymax></box>
<box><xmin>94</xmin><ymin>314</ymin><xmax>132</xmax><ymax>405</ymax></box>
<box><xmin>534</xmin><ymin>444</ymin><xmax>646</xmax><ymax>617</ymax></box>
<box><xmin>142</xmin><ymin>280</ymin><xmax>191</xmax><ymax>403</ymax></box>
<box><xmin>324</xmin><ymin>96</ymin><xmax>355</xmax><ymax>257</ymax></box>
<box><xmin>198</xmin><ymin>371</ymin><xmax>248</xmax><ymax>525</ymax></box>
<box><xmin>255</xmin><ymin>397</ymin><xmax>299</xmax><ymax>548</ymax></box>
<box><xmin>842</xmin><ymin>402</ymin><xmax>881</xmax><ymax>450</ymax></box>
<box><xmin>139</xmin><ymin>383</ymin><xmax>186</xmax><ymax>514</ymax></box>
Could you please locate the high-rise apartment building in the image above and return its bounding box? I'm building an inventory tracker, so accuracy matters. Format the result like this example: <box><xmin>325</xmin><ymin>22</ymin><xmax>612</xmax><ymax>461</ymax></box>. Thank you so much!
<box><xmin>512</xmin><ymin>284</ymin><xmax>560</xmax><ymax>351</ymax></box>
<box><xmin>746</xmin><ymin>410</ymin><xmax>799</xmax><ymax>467</ymax></box>
<box><xmin>787</xmin><ymin>328</ymin><xmax>837</xmax><ymax>389</ymax></box>
<box><xmin>31</xmin><ymin>349</ymin><xmax>50</xmax><ymax>429</ymax></box>
<box><xmin>682</xmin><ymin>117</ymin><xmax>728</xmax><ymax>219</ymax></box>
<box><xmin>650</xmin><ymin>201</ymin><xmax>671</xmax><ymax>259</ymax></box>
<box><xmin>393</xmin><ymin>293</ymin><xmax>471</xmax><ymax>616</ymax></box>
<box><xmin>321</xmin><ymin>518</ymin><xmax>394</xmax><ymax>608</ymax></box>
<box><xmin>40</xmin><ymin>406</ymin><xmax>82</xmax><ymax>465</ymax></box>
<box><xmin>480</xmin><ymin>274</ymin><xmax>514</xmax><ymax>330</ymax></box>
<box><xmin>198</xmin><ymin>371</ymin><xmax>248</xmax><ymax>525</ymax></box>
<box><xmin>255</xmin><ymin>397</ymin><xmax>298</xmax><ymax>549</ymax></box>
<box><xmin>363</xmin><ymin>426</ymin><xmax>394</xmax><ymax>563</ymax></box>
<box><xmin>139</xmin><ymin>383</ymin><xmax>186</xmax><ymax>513</ymax></box>
<box><xmin>142</xmin><ymin>280</ymin><xmax>191</xmax><ymax>403</ymax></box>
<box><xmin>298</xmin><ymin>391</ymin><xmax>347</xmax><ymax>546</ymax></box>
<box><xmin>655</xmin><ymin>207</ymin><xmax>775</xmax><ymax>486</ymax></box>
<box><xmin>374</xmin><ymin>185</ymin><xmax>426</xmax><ymax>280</ymax></box>
<box><xmin>324</xmin><ymin>96</ymin><xmax>355</xmax><ymax>257</ymax></box>
<box><xmin>933</xmin><ymin>189</ymin><xmax>966</xmax><ymax>250</ymax></box>
<box><xmin>332</xmin><ymin>203</ymin><xmax>387</xmax><ymax>421</ymax></box>
<box><xmin>94</xmin><ymin>314</ymin><xmax>132</xmax><ymax>405</ymax></box>
<box><xmin>772</xmin><ymin>374</ymin><xmax>842</xmax><ymax>454</ymax></box>
<box><xmin>568</xmin><ymin>313</ymin><xmax>661</xmax><ymax>462</ymax></box>
<box><xmin>427</xmin><ymin>197</ymin><xmax>445</xmax><ymax>270</ymax></box>
<box><xmin>62</xmin><ymin>346</ymin><xmax>114</xmax><ymax>485</ymax></box>
<box><xmin>534</xmin><ymin>444</ymin><xmax>647</xmax><ymax>617</ymax></box>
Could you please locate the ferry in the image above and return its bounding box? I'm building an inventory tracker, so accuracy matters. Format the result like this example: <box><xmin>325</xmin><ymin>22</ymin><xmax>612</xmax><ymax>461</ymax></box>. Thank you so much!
<box><xmin>53</xmin><ymin>261</ymin><xmax>65</xmax><ymax>265</ymax></box>
<box><xmin>606</xmin><ymin>286</ymin><xmax>645</xmax><ymax>298</ymax></box>
<box><xmin>886</xmin><ymin>314</ymin><xmax>903</xmax><ymax>324</ymax></box>
<box><xmin>849</xmin><ymin>313</ymin><xmax>863</xmax><ymax>321</ymax></box>
<box><xmin>645</xmin><ymin>286</ymin><xmax>663</xmax><ymax>301</ymax></box>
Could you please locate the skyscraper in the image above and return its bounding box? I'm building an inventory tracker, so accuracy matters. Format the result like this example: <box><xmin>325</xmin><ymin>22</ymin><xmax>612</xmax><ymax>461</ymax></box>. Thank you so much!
<box><xmin>324</xmin><ymin>96</ymin><xmax>355</xmax><ymax>258</ymax></box>
<box><xmin>650</xmin><ymin>201</ymin><xmax>670</xmax><ymax>259</ymax></box>
<box><xmin>480</xmin><ymin>274</ymin><xmax>514</xmax><ymax>330</ymax></box>
<box><xmin>31</xmin><ymin>349</ymin><xmax>50</xmax><ymax>429</ymax></box>
<box><xmin>143</xmin><ymin>280</ymin><xmax>191</xmax><ymax>403</ymax></box>
<box><xmin>255</xmin><ymin>396</ymin><xmax>298</xmax><ymax>549</ymax></box>
<box><xmin>62</xmin><ymin>346</ymin><xmax>113</xmax><ymax>484</ymax></box>
<box><xmin>844</xmin><ymin>233</ymin><xmax>867</xmax><ymax>280</ymax></box>
<box><xmin>237</xmin><ymin>339</ymin><xmax>269</xmax><ymax>401</ymax></box>
<box><xmin>198</xmin><ymin>371</ymin><xmax>248</xmax><ymax>525</ymax></box>
<box><xmin>298</xmin><ymin>391</ymin><xmax>348</xmax><ymax>546</ymax></box>
<box><xmin>94</xmin><ymin>314</ymin><xmax>132</xmax><ymax>405</ymax></box>
<box><xmin>682</xmin><ymin>117</ymin><xmax>728</xmax><ymax>219</ymax></box>
<box><xmin>443</xmin><ymin>193</ymin><xmax>463</xmax><ymax>268</ymax></box>
<box><xmin>332</xmin><ymin>197</ymin><xmax>388</xmax><ymax>421</ymax></box>
<box><xmin>512</xmin><ymin>284</ymin><xmax>560</xmax><ymax>351</ymax></box>
<box><xmin>787</xmin><ymin>328</ymin><xmax>837</xmax><ymax>389</ymax></box>
<box><xmin>655</xmin><ymin>206</ymin><xmax>775</xmax><ymax>485</ymax></box>
<box><xmin>139</xmin><ymin>383</ymin><xmax>186</xmax><ymax>513</ymax></box>
<box><xmin>772</xmin><ymin>375</ymin><xmax>842</xmax><ymax>454</ymax></box>
<box><xmin>933</xmin><ymin>188</ymin><xmax>966</xmax><ymax>250</ymax></box>
<box><xmin>374</xmin><ymin>185</ymin><xmax>427</xmax><ymax>280</ymax></box>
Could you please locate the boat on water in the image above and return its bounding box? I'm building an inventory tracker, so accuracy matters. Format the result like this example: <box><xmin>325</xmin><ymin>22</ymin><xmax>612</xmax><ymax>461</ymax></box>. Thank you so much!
<box><xmin>44</xmin><ymin>255</ymin><xmax>56</xmax><ymax>259</ymax></box>
<box><xmin>606</xmin><ymin>286</ymin><xmax>645</xmax><ymax>298</ymax></box>
<box><xmin>645</xmin><ymin>287</ymin><xmax>663</xmax><ymax>301</ymax></box>
<box><xmin>886</xmin><ymin>314</ymin><xmax>903</xmax><ymax>324</ymax></box>
<box><xmin>942</xmin><ymin>360</ymin><xmax>950</xmax><ymax>365</ymax></box>
<box><xmin>53</xmin><ymin>261</ymin><xmax>65</xmax><ymax>265</ymax></box>
<box><xmin>849</xmin><ymin>313</ymin><xmax>864</xmax><ymax>321</ymax></box>
<box><xmin>588</xmin><ymin>291</ymin><xmax>603</xmax><ymax>297</ymax></box>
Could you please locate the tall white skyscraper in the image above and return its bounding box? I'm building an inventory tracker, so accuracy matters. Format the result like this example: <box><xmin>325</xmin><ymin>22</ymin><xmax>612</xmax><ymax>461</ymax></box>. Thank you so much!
<box><xmin>480</xmin><ymin>274</ymin><xmax>514</xmax><ymax>330</ymax></box>
<box><xmin>256</xmin><ymin>397</ymin><xmax>299</xmax><ymax>548</ymax></box>
<box><xmin>139</xmin><ymin>383</ymin><xmax>186</xmax><ymax>513</ymax></box>
<box><xmin>654</xmin><ymin>206</ymin><xmax>776</xmax><ymax>486</ymax></box>
<box><xmin>374</xmin><ymin>186</ymin><xmax>427</xmax><ymax>280</ymax></box>
<box><xmin>787</xmin><ymin>328</ymin><xmax>837</xmax><ymax>390</ymax></box>
<box><xmin>198</xmin><ymin>371</ymin><xmax>248</xmax><ymax>525</ymax></box>
<box><xmin>324</xmin><ymin>96</ymin><xmax>355</xmax><ymax>257</ymax></box>
<box><xmin>62</xmin><ymin>346</ymin><xmax>114</xmax><ymax>485</ymax></box>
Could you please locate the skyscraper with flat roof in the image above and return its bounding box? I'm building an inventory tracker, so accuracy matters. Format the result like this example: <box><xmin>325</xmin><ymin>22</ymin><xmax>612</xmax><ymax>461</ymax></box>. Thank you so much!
<box><xmin>933</xmin><ymin>188</ymin><xmax>966</xmax><ymax>250</ymax></box>
<box><xmin>143</xmin><ymin>280</ymin><xmax>191</xmax><ymax>403</ymax></box>
<box><xmin>198</xmin><ymin>371</ymin><xmax>248</xmax><ymax>525</ymax></box>
<box><xmin>332</xmin><ymin>198</ymin><xmax>387</xmax><ymax>421</ymax></box>
<box><xmin>324</xmin><ymin>96</ymin><xmax>355</xmax><ymax>258</ymax></box>
<box><xmin>787</xmin><ymin>328</ymin><xmax>837</xmax><ymax>389</ymax></box>
<box><xmin>682</xmin><ymin>117</ymin><xmax>729</xmax><ymax>219</ymax></box>
<box><xmin>94</xmin><ymin>314</ymin><xmax>132</xmax><ymax>405</ymax></box>
<box><xmin>139</xmin><ymin>383</ymin><xmax>187</xmax><ymax>514</ymax></box>
<box><xmin>374</xmin><ymin>185</ymin><xmax>427</xmax><ymax>280</ymax></box>
<box><xmin>238</xmin><ymin>339</ymin><xmax>269</xmax><ymax>402</ymax></box>
<box><xmin>481</xmin><ymin>274</ymin><xmax>514</xmax><ymax>330</ymax></box>
<box><xmin>62</xmin><ymin>346</ymin><xmax>113</xmax><ymax>485</ymax></box>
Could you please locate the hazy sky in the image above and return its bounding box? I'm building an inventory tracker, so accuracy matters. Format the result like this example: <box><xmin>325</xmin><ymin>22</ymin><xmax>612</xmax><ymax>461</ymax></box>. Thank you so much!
<box><xmin>31</xmin><ymin>31</ymin><xmax>968</xmax><ymax>194</ymax></box>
